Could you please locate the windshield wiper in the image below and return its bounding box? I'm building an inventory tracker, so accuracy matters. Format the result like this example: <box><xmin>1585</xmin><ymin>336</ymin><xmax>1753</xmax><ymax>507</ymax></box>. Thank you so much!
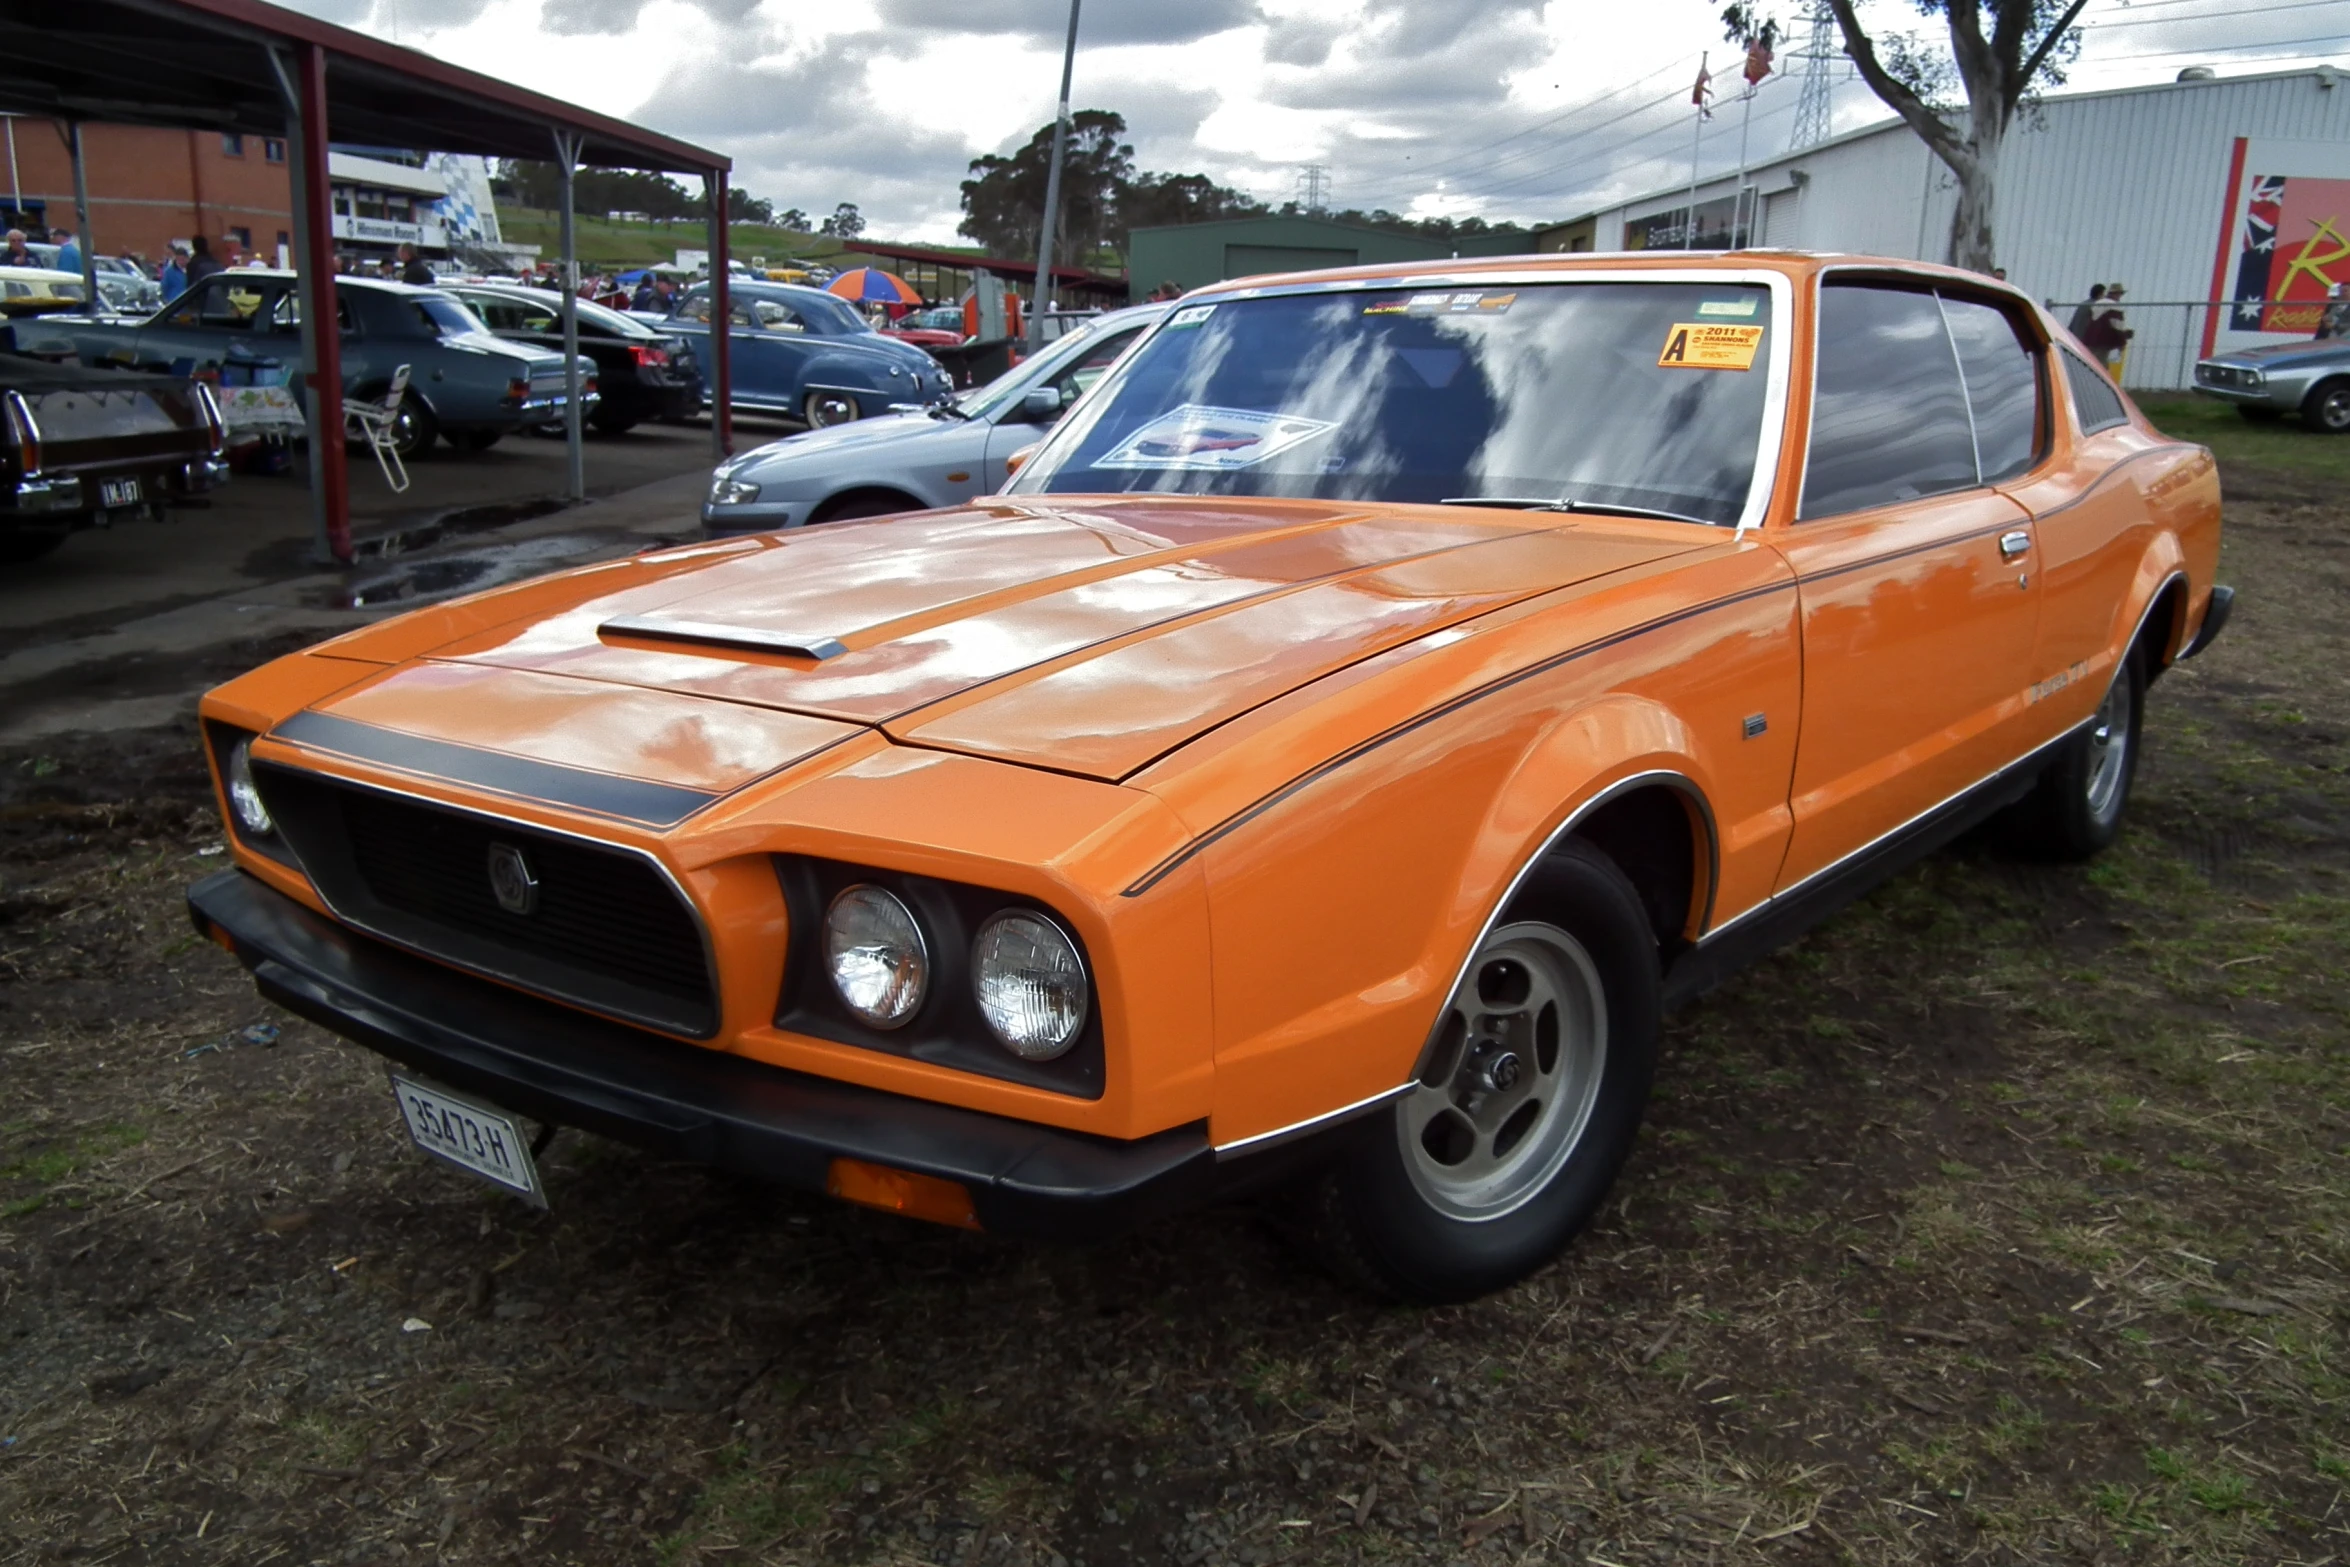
<box><xmin>1438</xmin><ymin>496</ymin><xmax>1710</xmax><ymax>526</ymax></box>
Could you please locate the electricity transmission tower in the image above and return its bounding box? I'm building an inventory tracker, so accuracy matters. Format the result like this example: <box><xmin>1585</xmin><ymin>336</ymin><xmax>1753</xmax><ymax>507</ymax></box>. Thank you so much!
<box><xmin>1789</xmin><ymin>0</ymin><xmax>1838</xmax><ymax>150</ymax></box>
<box><xmin>1296</xmin><ymin>163</ymin><xmax>1330</xmax><ymax>213</ymax></box>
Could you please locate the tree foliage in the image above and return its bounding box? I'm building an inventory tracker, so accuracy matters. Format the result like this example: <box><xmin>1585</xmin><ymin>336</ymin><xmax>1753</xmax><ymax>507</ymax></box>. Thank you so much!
<box><xmin>960</xmin><ymin>110</ymin><xmax>1140</xmax><ymax>264</ymax></box>
<box><xmin>1720</xmin><ymin>0</ymin><xmax>2088</xmax><ymax>271</ymax></box>
<box><xmin>821</xmin><ymin>203</ymin><xmax>866</xmax><ymax>239</ymax></box>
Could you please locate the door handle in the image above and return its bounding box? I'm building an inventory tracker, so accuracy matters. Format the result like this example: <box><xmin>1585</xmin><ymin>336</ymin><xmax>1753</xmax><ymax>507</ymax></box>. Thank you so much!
<box><xmin>1998</xmin><ymin>530</ymin><xmax>2031</xmax><ymax>560</ymax></box>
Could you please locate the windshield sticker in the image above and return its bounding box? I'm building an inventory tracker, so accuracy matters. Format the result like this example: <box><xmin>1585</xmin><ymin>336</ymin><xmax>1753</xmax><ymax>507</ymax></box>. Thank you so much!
<box><xmin>1697</xmin><ymin>297</ymin><xmax>1760</xmax><ymax>318</ymax></box>
<box><xmin>1092</xmin><ymin>405</ymin><xmax>1339</xmax><ymax>472</ymax></box>
<box><xmin>1167</xmin><ymin>304</ymin><xmax>1218</xmax><ymax>329</ymax></box>
<box><xmin>1363</xmin><ymin>297</ymin><xmax>1411</xmax><ymax>316</ymax></box>
<box><xmin>1658</xmin><ymin>322</ymin><xmax>1765</xmax><ymax>370</ymax></box>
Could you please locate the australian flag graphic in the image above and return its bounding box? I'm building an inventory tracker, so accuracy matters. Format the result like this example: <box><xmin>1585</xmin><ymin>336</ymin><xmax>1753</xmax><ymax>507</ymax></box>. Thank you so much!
<box><xmin>2233</xmin><ymin>175</ymin><xmax>2283</xmax><ymax>330</ymax></box>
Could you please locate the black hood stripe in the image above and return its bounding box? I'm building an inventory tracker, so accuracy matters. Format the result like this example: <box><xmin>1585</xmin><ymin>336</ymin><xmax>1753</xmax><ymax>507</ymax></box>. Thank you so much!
<box><xmin>270</xmin><ymin>711</ymin><xmax>719</xmax><ymax>828</ymax></box>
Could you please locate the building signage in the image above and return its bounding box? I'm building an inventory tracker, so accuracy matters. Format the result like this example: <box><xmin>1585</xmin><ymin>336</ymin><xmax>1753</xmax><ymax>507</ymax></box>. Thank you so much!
<box><xmin>2207</xmin><ymin>136</ymin><xmax>2350</xmax><ymax>355</ymax></box>
<box><xmin>331</xmin><ymin>214</ymin><xmax>435</xmax><ymax>245</ymax></box>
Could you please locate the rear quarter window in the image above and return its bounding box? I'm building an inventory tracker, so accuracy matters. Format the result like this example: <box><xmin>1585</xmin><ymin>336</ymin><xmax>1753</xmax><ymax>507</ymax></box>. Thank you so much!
<box><xmin>2062</xmin><ymin>349</ymin><xmax>2130</xmax><ymax>434</ymax></box>
<box><xmin>1941</xmin><ymin>295</ymin><xmax>2044</xmax><ymax>483</ymax></box>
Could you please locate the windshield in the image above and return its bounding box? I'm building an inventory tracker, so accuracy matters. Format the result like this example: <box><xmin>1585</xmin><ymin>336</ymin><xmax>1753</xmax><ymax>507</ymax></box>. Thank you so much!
<box><xmin>412</xmin><ymin>294</ymin><xmax>489</xmax><ymax>336</ymax></box>
<box><xmin>1008</xmin><ymin>280</ymin><xmax>1777</xmax><ymax>527</ymax></box>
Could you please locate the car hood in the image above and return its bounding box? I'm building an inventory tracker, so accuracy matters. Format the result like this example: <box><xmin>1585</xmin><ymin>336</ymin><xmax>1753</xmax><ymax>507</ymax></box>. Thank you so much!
<box><xmin>730</xmin><ymin>410</ymin><xmax>967</xmax><ymax>475</ymax></box>
<box><xmin>298</xmin><ymin>498</ymin><xmax>1705</xmax><ymax>787</ymax></box>
<box><xmin>2208</xmin><ymin>340</ymin><xmax>2350</xmax><ymax>369</ymax></box>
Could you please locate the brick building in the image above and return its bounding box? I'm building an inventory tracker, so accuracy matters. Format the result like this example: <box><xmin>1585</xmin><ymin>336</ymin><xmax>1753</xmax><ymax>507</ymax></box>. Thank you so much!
<box><xmin>2</xmin><ymin>117</ymin><xmax>294</xmax><ymax>264</ymax></box>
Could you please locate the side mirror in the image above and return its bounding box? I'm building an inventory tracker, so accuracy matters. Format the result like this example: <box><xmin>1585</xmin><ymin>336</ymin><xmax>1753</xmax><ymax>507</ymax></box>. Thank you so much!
<box><xmin>1019</xmin><ymin>386</ymin><xmax>1063</xmax><ymax>423</ymax></box>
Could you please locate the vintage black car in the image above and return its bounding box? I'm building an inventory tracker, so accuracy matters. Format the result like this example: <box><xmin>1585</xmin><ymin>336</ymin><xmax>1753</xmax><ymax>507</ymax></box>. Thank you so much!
<box><xmin>443</xmin><ymin>283</ymin><xmax>698</xmax><ymax>435</ymax></box>
<box><xmin>0</xmin><ymin>351</ymin><xmax>227</xmax><ymax>561</ymax></box>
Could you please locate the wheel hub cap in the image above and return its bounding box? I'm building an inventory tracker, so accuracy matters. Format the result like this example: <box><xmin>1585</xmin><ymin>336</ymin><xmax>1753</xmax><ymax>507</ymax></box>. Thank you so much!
<box><xmin>1399</xmin><ymin>922</ymin><xmax>1608</xmax><ymax>1222</ymax></box>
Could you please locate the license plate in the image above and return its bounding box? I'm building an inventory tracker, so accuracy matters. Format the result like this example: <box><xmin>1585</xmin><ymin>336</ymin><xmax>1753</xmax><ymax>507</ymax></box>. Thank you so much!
<box><xmin>390</xmin><ymin>1073</ymin><xmax>546</xmax><ymax>1206</ymax></box>
<box><xmin>99</xmin><ymin>477</ymin><xmax>140</xmax><ymax>508</ymax></box>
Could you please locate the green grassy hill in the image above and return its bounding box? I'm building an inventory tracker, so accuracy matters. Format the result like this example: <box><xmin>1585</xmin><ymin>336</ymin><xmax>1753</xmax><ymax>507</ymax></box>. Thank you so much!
<box><xmin>494</xmin><ymin>208</ymin><xmax>851</xmax><ymax>271</ymax></box>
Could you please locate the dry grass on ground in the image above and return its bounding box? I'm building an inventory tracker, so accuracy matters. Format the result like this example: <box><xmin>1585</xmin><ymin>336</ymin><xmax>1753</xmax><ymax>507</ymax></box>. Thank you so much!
<box><xmin>1</xmin><ymin>418</ymin><xmax>2345</xmax><ymax>1566</ymax></box>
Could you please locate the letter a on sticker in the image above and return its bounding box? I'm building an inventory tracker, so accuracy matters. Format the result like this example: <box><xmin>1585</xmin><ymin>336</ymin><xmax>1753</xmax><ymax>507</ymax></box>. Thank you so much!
<box><xmin>1660</xmin><ymin>327</ymin><xmax>1690</xmax><ymax>365</ymax></box>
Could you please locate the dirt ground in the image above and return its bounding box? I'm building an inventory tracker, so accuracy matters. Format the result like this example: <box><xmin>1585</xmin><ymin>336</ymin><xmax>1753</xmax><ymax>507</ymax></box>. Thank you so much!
<box><xmin>2</xmin><ymin>407</ymin><xmax>2346</xmax><ymax>1567</ymax></box>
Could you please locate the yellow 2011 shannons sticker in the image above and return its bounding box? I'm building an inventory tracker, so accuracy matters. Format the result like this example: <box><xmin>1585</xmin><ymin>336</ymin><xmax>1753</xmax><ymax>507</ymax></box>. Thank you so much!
<box><xmin>1658</xmin><ymin>322</ymin><xmax>1765</xmax><ymax>370</ymax></box>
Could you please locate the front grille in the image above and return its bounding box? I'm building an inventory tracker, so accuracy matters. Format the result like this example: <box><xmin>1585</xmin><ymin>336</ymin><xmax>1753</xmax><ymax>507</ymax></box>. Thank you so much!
<box><xmin>254</xmin><ymin>764</ymin><xmax>717</xmax><ymax>1037</ymax></box>
<box><xmin>2197</xmin><ymin>363</ymin><xmax>2248</xmax><ymax>389</ymax></box>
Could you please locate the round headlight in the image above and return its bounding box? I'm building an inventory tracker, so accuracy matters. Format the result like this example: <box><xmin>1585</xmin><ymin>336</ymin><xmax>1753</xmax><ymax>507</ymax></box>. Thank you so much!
<box><xmin>226</xmin><ymin>738</ymin><xmax>273</xmax><ymax>837</ymax></box>
<box><xmin>824</xmin><ymin>885</ymin><xmax>927</xmax><ymax>1029</ymax></box>
<box><xmin>971</xmin><ymin>911</ymin><xmax>1088</xmax><ymax>1061</ymax></box>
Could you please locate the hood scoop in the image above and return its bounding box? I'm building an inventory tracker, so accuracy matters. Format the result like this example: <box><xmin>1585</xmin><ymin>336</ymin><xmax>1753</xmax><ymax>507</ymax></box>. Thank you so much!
<box><xmin>601</xmin><ymin>614</ymin><xmax>849</xmax><ymax>662</ymax></box>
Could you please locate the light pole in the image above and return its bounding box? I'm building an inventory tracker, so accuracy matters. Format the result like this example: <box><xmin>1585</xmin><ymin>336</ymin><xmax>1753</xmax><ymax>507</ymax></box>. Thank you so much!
<box><xmin>1028</xmin><ymin>0</ymin><xmax>1081</xmax><ymax>349</ymax></box>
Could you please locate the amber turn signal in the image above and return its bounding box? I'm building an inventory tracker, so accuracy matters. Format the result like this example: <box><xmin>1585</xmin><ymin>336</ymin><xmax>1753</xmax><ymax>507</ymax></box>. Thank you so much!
<box><xmin>205</xmin><ymin>921</ymin><xmax>237</xmax><ymax>955</ymax></box>
<box><xmin>824</xmin><ymin>1157</ymin><xmax>980</xmax><ymax>1230</ymax></box>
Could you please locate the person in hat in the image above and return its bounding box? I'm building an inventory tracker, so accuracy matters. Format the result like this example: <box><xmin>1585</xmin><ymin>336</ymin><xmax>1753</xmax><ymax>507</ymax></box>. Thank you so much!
<box><xmin>2083</xmin><ymin>282</ymin><xmax>2132</xmax><ymax>371</ymax></box>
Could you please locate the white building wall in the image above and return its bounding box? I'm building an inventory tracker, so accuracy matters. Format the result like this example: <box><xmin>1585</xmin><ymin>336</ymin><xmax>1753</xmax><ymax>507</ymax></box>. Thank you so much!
<box><xmin>1581</xmin><ymin>68</ymin><xmax>2350</xmax><ymax>389</ymax></box>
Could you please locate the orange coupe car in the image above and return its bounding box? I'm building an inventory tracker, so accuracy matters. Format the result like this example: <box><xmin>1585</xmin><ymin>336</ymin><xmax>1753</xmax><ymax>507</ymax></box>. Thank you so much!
<box><xmin>189</xmin><ymin>252</ymin><xmax>2227</xmax><ymax>1302</ymax></box>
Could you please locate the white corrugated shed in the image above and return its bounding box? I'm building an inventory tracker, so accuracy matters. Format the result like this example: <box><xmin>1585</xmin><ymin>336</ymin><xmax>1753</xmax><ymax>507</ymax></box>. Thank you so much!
<box><xmin>1575</xmin><ymin>68</ymin><xmax>2350</xmax><ymax>389</ymax></box>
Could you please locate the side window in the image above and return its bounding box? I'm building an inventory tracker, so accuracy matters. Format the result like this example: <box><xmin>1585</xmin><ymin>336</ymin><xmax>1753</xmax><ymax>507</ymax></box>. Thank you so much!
<box><xmin>2062</xmin><ymin>349</ymin><xmax>2130</xmax><ymax>434</ymax></box>
<box><xmin>521</xmin><ymin>302</ymin><xmax>561</xmax><ymax>333</ymax></box>
<box><xmin>678</xmin><ymin>291</ymin><xmax>712</xmax><ymax>324</ymax></box>
<box><xmin>1053</xmin><ymin>327</ymin><xmax>1144</xmax><ymax>400</ymax></box>
<box><xmin>1800</xmin><ymin>283</ymin><xmax>1979</xmax><ymax>519</ymax></box>
<box><xmin>465</xmin><ymin>295</ymin><xmax>516</xmax><ymax>331</ymax></box>
<box><xmin>1940</xmin><ymin>295</ymin><xmax>2043</xmax><ymax>483</ymax></box>
<box><xmin>753</xmin><ymin>300</ymin><xmax>804</xmax><ymax>332</ymax></box>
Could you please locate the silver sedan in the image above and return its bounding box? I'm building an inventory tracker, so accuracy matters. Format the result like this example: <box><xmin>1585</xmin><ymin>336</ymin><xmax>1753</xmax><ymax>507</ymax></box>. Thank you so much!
<box><xmin>701</xmin><ymin>303</ymin><xmax>1165</xmax><ymax>534</ymax></box>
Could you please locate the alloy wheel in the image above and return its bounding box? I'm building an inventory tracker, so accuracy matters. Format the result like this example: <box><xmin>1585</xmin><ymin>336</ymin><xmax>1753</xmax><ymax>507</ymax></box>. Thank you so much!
<box><xmin>2084</xmin><ymin>671</ymin><xmax>2134</xmax><ymax>822</ymax></box>
<box><xmin>1399</xmin><ymin>921</ymin><xmax>1608</xmax><ymax>1221</ymax></box>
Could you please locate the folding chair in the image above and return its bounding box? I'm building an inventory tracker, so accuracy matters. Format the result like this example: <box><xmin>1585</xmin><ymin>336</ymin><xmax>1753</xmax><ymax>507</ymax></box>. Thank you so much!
<box><xmin>343</xmin><ymin>363</ymin><xmax>412</xmax><ymax>493</ymax></box>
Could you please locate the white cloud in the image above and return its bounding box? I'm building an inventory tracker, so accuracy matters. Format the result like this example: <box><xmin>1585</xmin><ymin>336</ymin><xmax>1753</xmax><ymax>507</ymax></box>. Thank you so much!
<box><xmin>270</xmin><ymin>0</ymin><xmax>2345</xmax><ymax>242</ymax></box>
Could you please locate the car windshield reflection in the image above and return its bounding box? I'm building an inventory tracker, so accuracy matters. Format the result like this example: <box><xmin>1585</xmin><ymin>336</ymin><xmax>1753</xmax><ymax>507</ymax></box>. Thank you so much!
<box><xmin>1008</xmin><ymin>281</ymin><xmax>1776</xmax><ymax>528</ymax></box>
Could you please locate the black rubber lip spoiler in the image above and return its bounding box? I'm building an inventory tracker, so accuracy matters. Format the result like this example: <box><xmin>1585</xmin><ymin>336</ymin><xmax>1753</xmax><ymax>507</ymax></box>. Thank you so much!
<box><xmin>600</xmin><ymin>614</ymin><xmax>849</xmax><ymax>662</ymax></box>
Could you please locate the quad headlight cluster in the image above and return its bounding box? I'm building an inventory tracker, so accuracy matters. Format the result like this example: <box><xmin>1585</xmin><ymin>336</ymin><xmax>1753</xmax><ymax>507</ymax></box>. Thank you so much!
<box><xmin>821</xmin><ymin>883</ymin><xmax>1089</xmax><ymax>1060</ymax></box>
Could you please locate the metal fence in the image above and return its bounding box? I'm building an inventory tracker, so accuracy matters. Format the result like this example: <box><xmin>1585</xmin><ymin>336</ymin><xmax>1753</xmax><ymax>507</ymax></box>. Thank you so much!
<box><xmin>2040</xmin><ymin>300</ymin><xmax>2269</xmax><ymax>396</ymax></box>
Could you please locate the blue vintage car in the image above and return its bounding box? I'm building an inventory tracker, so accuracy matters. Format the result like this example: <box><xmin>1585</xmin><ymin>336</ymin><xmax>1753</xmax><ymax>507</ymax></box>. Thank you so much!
<box><xmin>660</xmin><ymin>280</ymin><xmax>951</xmax><ymax>426</ymax></box>
<box><xmin>17</xmin><ymin>272</ymin><xmax>593</xmax><ymax>458</ymax></box>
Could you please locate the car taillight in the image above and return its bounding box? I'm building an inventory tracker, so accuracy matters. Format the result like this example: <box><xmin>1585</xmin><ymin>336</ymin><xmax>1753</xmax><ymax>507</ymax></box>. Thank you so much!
<box><xmin>4</xmin><ymin>390</ymin><xmax>40</xmax><ymax>476</ymax></box>
<box><xmin>505</xmin><ymin>378</ymin><xmax>530</xmax><ymax>402</ymax></box>
<box><xmin>193</xmin><ymin>381</ymin><xmax>227</xmax><ymax>457</ymax></box>
<box><xmin>629</xmin><ymin>343</ymin><xmax>669</xmax><ymax>368</ymax></box>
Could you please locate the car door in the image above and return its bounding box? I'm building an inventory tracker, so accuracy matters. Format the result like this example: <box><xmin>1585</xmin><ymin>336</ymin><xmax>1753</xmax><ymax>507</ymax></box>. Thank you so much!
<box><xmin>1995</xmin><ymin>346</ymin><xmax>2162</xmax><ymax>728</ymax></box>
<box><xmin>980</xmin><ymin>323</ymin><xmax>1149</xmax><ymax>480</ymax></box>
<box><xmin>1769</xmin><ymin>278</ymin><xmax>2041</xmax><ymax>893</ymax></box>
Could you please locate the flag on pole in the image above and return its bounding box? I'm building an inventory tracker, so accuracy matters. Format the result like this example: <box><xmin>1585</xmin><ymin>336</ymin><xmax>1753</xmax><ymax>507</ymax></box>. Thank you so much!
<box><xmin>1692</xmin><ymin>54</ymin><xmax>1715</xmax><ymax>119</ymax></box>
<box><xmin>1743</xmin><ymin>38</ymin><xmax>1774</xmax><ymax>88</ymax></box>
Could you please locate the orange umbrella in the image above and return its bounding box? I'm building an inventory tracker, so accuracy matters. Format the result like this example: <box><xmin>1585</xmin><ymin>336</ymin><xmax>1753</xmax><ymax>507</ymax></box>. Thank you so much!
<box><xmin>826</xmin><ymin>267</ymin><xmax>922</xmax><ymax>305</ymax></box>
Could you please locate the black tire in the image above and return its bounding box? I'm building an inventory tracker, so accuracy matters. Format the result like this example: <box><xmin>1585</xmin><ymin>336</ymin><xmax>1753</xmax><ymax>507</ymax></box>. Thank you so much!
<box><xmin>802</xmin><ymin>389</ymin><xmax>860</xmax><ymax>428</ymax></box>
<box><xmin>1304</xmin><ymin>838</ymin><xmax>1660</xmax><ymax>1304</ymax></box>
<box><xmin>2302</xmin><ymin>378</ymin><xmax>2350</xmax><ymax>433</ymax></box>
<box><xmin>0</xmin><ymin>527</ymin><xmax>67</xmax><ymax>563</ymax></box>
<box><xmin>386</xmin><ymin>392</ymin><xmax>438</xmax><ymax>460</ymax></box>
<box><xmin>447</xmin><ymin>429</ymin><xmax>502</xmax><ymax>452</ymax></box>
<box><xmin>2007</xmin><ymin>651</ymin><xmax>2144</xmax><ymax>861</ymax></box>
<box><xmin>809</xmin><ymin>491</ymin><xmax>918</xmax><ymax>524</ymax></box>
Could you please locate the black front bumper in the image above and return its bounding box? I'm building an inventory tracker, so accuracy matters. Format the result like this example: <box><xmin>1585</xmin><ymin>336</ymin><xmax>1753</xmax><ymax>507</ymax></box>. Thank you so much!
<box><xmin>187</xmin><ymin>870</ymin><xmax>1217</xmax><ymax>1240</ymax></box>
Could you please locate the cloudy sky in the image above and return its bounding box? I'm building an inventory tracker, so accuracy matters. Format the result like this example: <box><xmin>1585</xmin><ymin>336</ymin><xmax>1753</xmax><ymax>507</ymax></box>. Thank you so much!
<box><xmin>281</xmin><ymin>0</ymin><xmax>2339</xmax><ymax>241</ymax></box>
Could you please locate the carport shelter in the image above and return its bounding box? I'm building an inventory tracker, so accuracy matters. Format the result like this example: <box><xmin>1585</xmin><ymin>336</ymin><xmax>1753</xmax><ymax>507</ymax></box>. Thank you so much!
<box><xmin>0</xmin><ymin>0</ymin><xmax>733</xmax><ymax>563</ymax></box>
